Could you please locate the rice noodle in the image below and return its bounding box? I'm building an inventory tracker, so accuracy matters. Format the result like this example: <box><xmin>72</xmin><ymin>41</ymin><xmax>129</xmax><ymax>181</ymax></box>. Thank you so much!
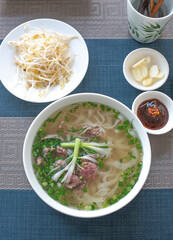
<box><xmin>42</xmin><ymin>134</ymin><xmax>62</xmax><ymax>140</ymax></box>
<box><xmin>97</xmin><ymin>109</ymin><xmax>105</xmax><ymax>123</ymax></box>
<box><xmin>94</xmin><ymin>115</ymin><xmax>120</xmax><ymax>129</ymax></box>
<box><xmin>113</xmin><ymin>147</ymin><xmax>138</xmax><ymax>170</ymax></box>
<box><xmin>88</xmin><ymin>109</ymin><xmax>93</xmax><ymax>118</ymax></box>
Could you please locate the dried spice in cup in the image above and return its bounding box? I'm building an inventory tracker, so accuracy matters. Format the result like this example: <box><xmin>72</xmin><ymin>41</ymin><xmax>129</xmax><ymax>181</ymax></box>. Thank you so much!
<box><xmin>137</xmin><ymin>0</ymin><xmax>165</xmax><ymax>18</ymax></box>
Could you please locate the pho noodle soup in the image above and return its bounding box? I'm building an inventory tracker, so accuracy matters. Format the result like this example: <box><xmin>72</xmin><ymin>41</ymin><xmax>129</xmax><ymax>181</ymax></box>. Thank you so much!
<box><xmin>32</xmin><ymin>102</ymin><xmax>143</xmax><ymax>210</ymax></box>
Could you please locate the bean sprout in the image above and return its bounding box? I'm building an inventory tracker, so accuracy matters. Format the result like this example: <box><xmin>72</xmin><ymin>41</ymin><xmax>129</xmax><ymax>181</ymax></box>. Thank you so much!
<box><xmin>9</xmin><ymin>29</ymin><xmax>76</xmax><ymax>97</ymax></box>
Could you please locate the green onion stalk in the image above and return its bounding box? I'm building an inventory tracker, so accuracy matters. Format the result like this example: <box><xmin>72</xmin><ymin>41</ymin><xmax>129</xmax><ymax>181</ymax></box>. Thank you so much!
<box><xmin>61</xmin><ymin>142</ymin><xmax>110</xmax><ymax>155</ymax></box>
<box><xmin>51</xmin><ymin>138</ymin><xmax>81</xmax><ymax>184</ymax></box>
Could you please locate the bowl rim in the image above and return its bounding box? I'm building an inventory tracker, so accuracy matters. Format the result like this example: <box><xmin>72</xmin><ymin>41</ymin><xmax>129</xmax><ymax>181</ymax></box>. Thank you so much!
<box><xmin>23</xmin><ymin>92</ymin><xmax>151</xmax><ymax>218</ymax></box>
<box><xmin>123</xmin><ymin>48</ymin><xmax>169</xmax><ymax>91</ymax></box>
<box><xmin>132</xmin><ymin>91</ymin><xmax>173</xmax><ymax>135</ymax></box>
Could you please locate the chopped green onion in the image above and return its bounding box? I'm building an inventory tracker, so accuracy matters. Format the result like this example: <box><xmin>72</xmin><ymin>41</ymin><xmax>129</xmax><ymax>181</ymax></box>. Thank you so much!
<box><xmin>65</xmin><ymin>116</ymin><xmax>69</xmax><ymax>121</ymax></box>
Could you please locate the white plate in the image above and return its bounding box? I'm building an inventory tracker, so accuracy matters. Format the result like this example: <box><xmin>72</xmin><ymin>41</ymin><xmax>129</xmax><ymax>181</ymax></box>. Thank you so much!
<box><xmin>0</xmin><ymin>18</ymin><xmax>89</xmax><ymax>103</ymax></box>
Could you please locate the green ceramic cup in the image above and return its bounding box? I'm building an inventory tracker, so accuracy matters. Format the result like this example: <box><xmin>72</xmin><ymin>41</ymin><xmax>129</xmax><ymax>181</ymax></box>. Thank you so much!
<box><xmin>127</xmin><ymin>0</ymin><xmax>173</xmax><ymax>43</ymax></box>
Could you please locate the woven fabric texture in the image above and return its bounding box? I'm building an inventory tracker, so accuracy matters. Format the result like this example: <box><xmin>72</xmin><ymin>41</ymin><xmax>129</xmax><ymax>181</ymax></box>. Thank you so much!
<box><xmin>0</xmin><ymin>0</ymin><xmax>173</xmax><ymax>39</ymax></box>
<box><xmin>0</xmin><ymin>0</ymin><xmax>173</xmax><ymax>238</ymax></box>
<box><xmin>0</xmin><ymin>39</ymin><xmax>173</xmax><ymax>190</ymax></box>
<box><xmin>1</xmin><ymin>189</ymin><xmax>173</xmax><ymax>240</ymax></box>
<box><xmin>0</xmin><ymin>39</ymin><xmax>172</xmax><ymax>117</ymax></box>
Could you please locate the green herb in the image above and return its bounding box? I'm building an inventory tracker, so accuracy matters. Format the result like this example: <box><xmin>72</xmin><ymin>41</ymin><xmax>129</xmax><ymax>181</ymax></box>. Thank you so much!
<box><xmin>69</xmin><ymin>104</ymin><xmax>80</xmax><ymax>113</ymax></box>
<box><xmin>42</xmin><ymin>122</ymin><xmax>47</xmax><ymax>127</ymax></box>
<box><xmin>33</xmin><ymin>164</ymin><xmax>36</xmax><ymax>169</ymax></box>
<box><xmin>117</xmin><ymin>125</ymin><xmax>124</xmax><ymax>130</ymax></box>
<box><xmin>136</xmin><ymin>144</ymin><xmax>142</xmax><ymax>149</ymax></box>
<box><xmin>58</xmin><ymin>130</ymin><xmax>64</xmax><ymax>136</ymax></box>
<box><xmin>85</xmin><ymin>206</ymin><xmax>92</xmax><ymax>211</ymax></box>
<box><xmin>127</xmin><ymin>133</ymin><xmax>132</xmax><ymax>139</ymax></box>
<box><xmin>53</xmin><ymin>111</ymin><xmax>62</xmax><ymax>122</ymax></box>
<box><xmin>100</xmin><ymin>104</ymin><xmax>105</xmax><ymax>111</ymax></box>
<box><xmin>107</xmin><ymin>107</ymin><xmax>111</xmax><ymax>112</ymax></box>
<box><xmin>88</xmin><ymin>102</ymin><xmax>97</xmax><ymax>107</ymax></box>
<box><xmin>42</xmin><ymin>182</ymin><xmax>48</xmax><ymax>187</ymax></box>
<box><xmin>128</xmin><ymin>152</ymin><xmax>136</xmax><ymax>159</ymax></box>
<box><xmin>128</xmin><ymin>139</ymin><xmax>135</xmax><ymax>145</ymax></box>
<box><xmin>113</xmin><ymin>111</ymin><xmax>119</xmax><ymax>119</ymax></box>
<box><xmin>130</xmin><ymin>121</ymin><xmax>133</xmax><ymax>129</ymax></box>
<box><xmin>98</xmin><ymin>158</ymin><xmax>104</xmax><ymax>168</ymax></box>
<box><xmin>65</xmin><ymin>116</ymin><xmax>69</xmax><ymax>121</ymax></box>
<box><xmin>68</xmin><ymin>127</ymin><xmax>86</xmax><ymax>132</ymax></box>
<box><xmin>83</xmin><ymin>188</ymin><xmax>87</xmax><ymax>192</ymax></box>
<box><xmin>91</xmin><ymin>205</ymin><xmax>95</xmax><ymax>210</ymax></box>
<box><xmin>117</xmin><ymin>120</ymin><xmax>142</xmax><ymax>151</ymax></box>
<box><xmin>92</xmin><ymin>137</ymin><xmax>100</xmax><ymax>142</ymax></box>
<box><xmin>118</xmin><ymin>181</ymin><xmax>123</xmax><ymax>187</ymax></box>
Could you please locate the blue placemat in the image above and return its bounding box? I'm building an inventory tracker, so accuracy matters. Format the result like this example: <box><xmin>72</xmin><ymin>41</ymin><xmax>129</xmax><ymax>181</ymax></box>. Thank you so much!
<box><xmin>0</xmin><ymin>39</ymin><xmax>173</xmax><ymax>240</ymax></box>
<box><xmin>0</xmin><ymin>39</ymin><xmax>172</xmax><ymax>117</ymax></box>
<box><xmin>1</xmin><ymin>189</ymin><xmax>173</xmax><ymax>240</ymax></box>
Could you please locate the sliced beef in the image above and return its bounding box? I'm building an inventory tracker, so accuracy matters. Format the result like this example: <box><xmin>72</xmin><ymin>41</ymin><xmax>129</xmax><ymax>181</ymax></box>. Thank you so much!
<box><xmin>83</xmin><ymin>126</ymin><xmax>102</xmax><ymax>139</ymax></box>
<box><xmin>66</xmin><ymin>175</ymin><xmax>81</xmax><ymax>189</ymax></box>
<box><xmin>56</xmin><ymin>146</ymin><xmax>68</xmax><ymax>158</ymax></box>
<box><xmin>53</xmin><ymin>159</ymin><xmax>67</xmax><ymax>168</ymax></box>
<box><xmin>78</xmin><ymin>162</ymin><xmax>97</xmax><ymax>181</ymax></box>
<box><xmin>36</xmin><ymin>156</ymin><xmax>43</xmax><ymax>166</ymax></box>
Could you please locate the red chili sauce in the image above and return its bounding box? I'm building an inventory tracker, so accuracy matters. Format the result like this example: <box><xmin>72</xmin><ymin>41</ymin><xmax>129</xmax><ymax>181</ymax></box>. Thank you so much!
<box><xmin>137</xmin><ymin>99</ymin><xmax>168</xmax><ymax>130</ymax></box>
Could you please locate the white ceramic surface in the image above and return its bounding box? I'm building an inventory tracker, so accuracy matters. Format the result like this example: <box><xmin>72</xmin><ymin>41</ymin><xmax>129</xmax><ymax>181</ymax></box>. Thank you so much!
<box><xmin>23</xmin><ymin>93</ymin><xmax>151</xmax><ymax>218</ymax></box>
<box><xmin>0</xmin><ymin>18</ymin><xmax>89</xmax><ymax>103</ymax></box>
<box><xmin>127</xmin><ymin>0</ymin><xmax>173</xmax><ymax>43</ymax></box>
<box><xmin>132</xmin><ymin>91</ymin><xmax>173</xmax><ymax>135</ymax></box>
<box><xmin>123</xmin><ymin>48</ymin><xmax>169</xmax><ymax>91</ymax></box>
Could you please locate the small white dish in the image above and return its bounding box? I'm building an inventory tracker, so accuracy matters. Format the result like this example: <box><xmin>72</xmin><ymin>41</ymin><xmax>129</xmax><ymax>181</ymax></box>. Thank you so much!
<box><xmin>132</xmin><ymin>91</ymin><xmax>173</xmax><ymax>135</ymax></box>
<box><xmin>123</xmin><ymin>48</ymin><xmax>169</xmax><ymax>91</ymax></box>
<box><xmin>0</xmin><ymin>18</ymin><xmax>89</xmax><ymax>103</ymax></box>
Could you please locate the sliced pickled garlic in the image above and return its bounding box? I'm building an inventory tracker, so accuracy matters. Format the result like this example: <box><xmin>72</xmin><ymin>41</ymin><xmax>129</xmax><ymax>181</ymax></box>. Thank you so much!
<box><xmin>145</xmin><ymin>56</ymin><xmax>151</xmax><ymax>64</ymax></box>
<box><xmin>140</xmin><ymin>65</ymin><xmax>148</xmax><ymax>78</ymax></box>
<box><xmin>131</xmin><ymin>56</ymin><xmax>165</xmax><ymax>87</ymax></box>
<box><xmin>154</xmin><ymin>71</ymin><xmax>165</xmax><ymax>79</ymax></box>
<box><xmin>132</xmin><ymin>68</ymin><xmax>143</xmax><ymax>82</ymax></box>
<box><xmin>132</xmin><ymin>58</ymin><xmax>146</xmax><ymax>69</ymax></box>
<box><xmin>143</xmin><ymin>78</ymin><xmax>153</xmax><ymax>86</ymax></box>
<box><xmin>149</xmin><ymin>65</ymin><xmax>159</xmax><ymax>78</ymax></box>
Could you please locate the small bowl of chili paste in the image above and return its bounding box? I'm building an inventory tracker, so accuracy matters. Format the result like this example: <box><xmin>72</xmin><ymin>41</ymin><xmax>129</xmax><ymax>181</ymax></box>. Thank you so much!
<box><xmin>132</xmin><ymin>91</ymin><xmax>173</xmax><ymax>135</ymax></box>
